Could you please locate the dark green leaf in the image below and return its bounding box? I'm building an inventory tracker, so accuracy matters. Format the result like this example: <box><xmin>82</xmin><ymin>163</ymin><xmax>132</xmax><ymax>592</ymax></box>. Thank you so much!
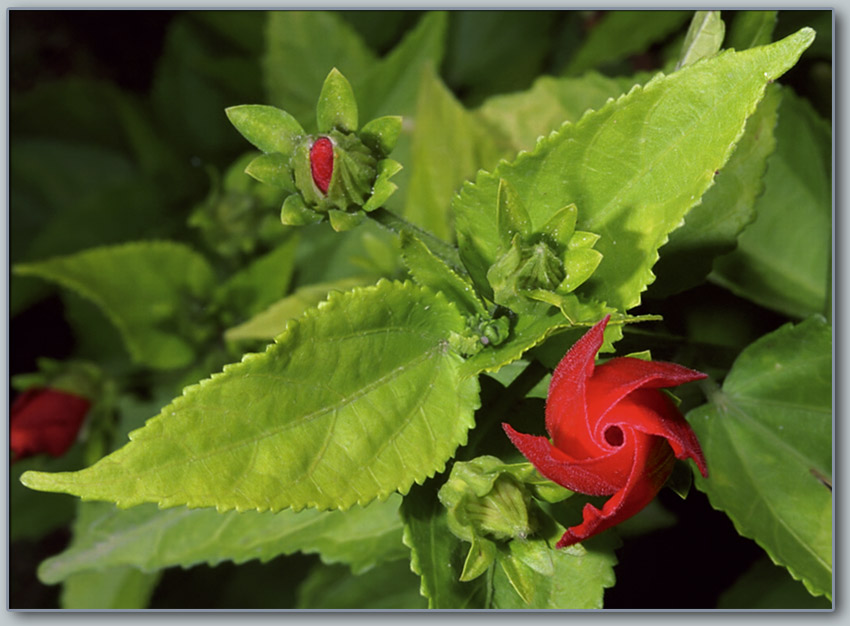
<box><xmin>60</xmin><ymin>567</ymin><xmax>160</xmax><ymax>609</ymax></box>
<box><xmin>728</xmin><ymin>11</ymin><xmax>778</xmax><ymax>50</ymax></box>
<box><xmin>718</xmin><ymin>558</ymin><xmax>832</xmax><ymax>609</ymax></box>
<box><xmin>689</xmin><ymin>316</ymin><xmax>832</xmax><ymax>599</ymax></box>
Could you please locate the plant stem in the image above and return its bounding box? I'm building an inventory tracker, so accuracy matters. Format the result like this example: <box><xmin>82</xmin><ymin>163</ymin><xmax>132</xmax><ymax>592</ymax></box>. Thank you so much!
<box><xmin>368</xmin><ymin>207</ymin><xmax>465</xmax><ymax>273</ymax></box>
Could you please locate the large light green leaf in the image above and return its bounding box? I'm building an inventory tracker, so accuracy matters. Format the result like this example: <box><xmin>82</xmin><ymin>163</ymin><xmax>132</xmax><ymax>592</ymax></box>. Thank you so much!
<box><xmin>649</xmin><ymin>83</ymin><xmax>782</xmax><ymax>298</ymax></box>
<box><xmin>60</xmin><ymin>567</ymin><xmax>161</xmax><ymax>610</ymax></box>
<box><xmin>14</xmin><ymin>242</ymin><xmax>216</xmax><ymax>370</ymax></box>
<box><xmin>476</xmin><ymin>72</ymin><xmax>636</xmax><ymax>154</ymax></box>
<box><xmin>454</xmin><ymin>29</ymin><xmax>814</xmax><ymax>312</ymax></box>
<box><xmin>688</xmin><ymin>316</ymin><xmax>832</xmax><ymax>599</ymax></box>
<box><xmin>403</xmin><ymin>65</ymin><xmax>505</xmax><ymax>242</ymax></box>
<box><xmin>711</xmin><ymin>88</ymin><xmax>831</xmax><ymax>318</ymax></box>
<box><xmin>564</xmin><ymin>10</ymin><xmax>691</xmax><ymax>75</ymax></box>
<box><xmin>39</xmin><ymin>495</ymin><xmax>405</xmax><ymax>585</ymax></box>
<box><xmin>22</xmin><ymin>280</ymin><xmax>480</xmax><ymax>513</ymax></box>
<box><xmin>263</xmin><ymin>11</ymin><xmax>375</xmax><ymax>131</ymax></box>
<box><xmin>296</xmin><ymin>560</ymin><xmax>427</xmax><ymax>609</ymax></box>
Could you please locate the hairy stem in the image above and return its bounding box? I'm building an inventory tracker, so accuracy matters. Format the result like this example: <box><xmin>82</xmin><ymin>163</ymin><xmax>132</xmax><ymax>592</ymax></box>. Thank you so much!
<box><xmin>368</xmin><ymin>207</ymin><xmax>465</xmax><ymax>273</ymax></box>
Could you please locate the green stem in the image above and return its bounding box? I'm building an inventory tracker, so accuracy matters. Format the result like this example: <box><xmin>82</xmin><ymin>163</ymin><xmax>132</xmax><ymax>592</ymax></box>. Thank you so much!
<box><xmin>368</xmin><ymin>207</ymin><xmax>465</xmax><ymax>273</ymax></box>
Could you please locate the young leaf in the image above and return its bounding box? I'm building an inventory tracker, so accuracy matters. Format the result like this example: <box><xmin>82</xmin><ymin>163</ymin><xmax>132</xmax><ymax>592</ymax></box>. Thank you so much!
<box><xmin>711</xmin><ymin>89</ymin><xmax>831</xmax><ymax>318</ymax></box>
<box><xmin>264</xmin><ymin>11</ymin><xmax>376</xmax><ymax>130</ymax></box>
<box><xmin>296</xmin><ymin>560</ymin><xmax>427</xmax><ymax>609</ymax></box>
<box><xmin>563</xmin><ymin>11</ymin><xmax>691</xmax><ymax>75</ymax></box>
<box><xmin>649</xmin><ymin>83</ymin><xmax>782</xmax><ymax>298</ymax></box>
<box><xmin>39</xmin><ymin>496</ymin><xmax>406</xmax><ymax>585</ymax></box>
<box><xmin>401</xmin><ymin>481</ymin><xmax>488</xmax><ymax>609</ymax></box>
<box><xmin>60</xmin><ymin>567</ymin><xmax>160</xmax><ymax>610</ymax></box>
<box><xmin>454</xmin><ymin>28</ymin><xmax>815</xmax><ymax>312</ymax></box>
<box><xmin>688</xmin><ymin>316</ymin><xmax>832</xmax><ymax>599</ymax></box>
<box><xmin>14</xmin><ymin>242</ymin><xmax>216</xmax><ymax>370</ymax></box>
<box><xmin>22</xmin><ymin>280</ymin><xmax>480</xmax><ymax>512</ymax></box>
<box><xmin>676</xmin><ymin>11</ymin><xmax>725</xmax><ymax>70</ymax></box>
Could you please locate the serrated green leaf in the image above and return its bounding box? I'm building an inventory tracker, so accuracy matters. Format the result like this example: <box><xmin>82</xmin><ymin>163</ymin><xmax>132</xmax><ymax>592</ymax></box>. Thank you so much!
<box><xmin>454</xmin><ymin>29</ymin><xmax>815</xmax><ymax>312</ymax></box>
<box><xmin>718</xmin><ymin>558</ymin><xmax>832</xmax><ymax>609</ymax></box>
<box><xmin>711</xmin><ymin>88</ymin><xmax>831</xmax><ymax>318</ymax></box>
<box><xmin>650</xmin><ymin>83</ymin><xmax>782</xmax><ymax>297</ymax></box>
<box><xmin>688</xmin><ymin>316</ymin><xmax>832</xmax><ymax>599</ymax></box>
<box><xmin>39</xmin><ymin>495</ymin><xmax>406</xmax><ymax>585</ymax></box>
<box><xmin>728</xmin><ymin>11</ymin><xmax>778</xmax><ymax>50</ymax></box>
<box><xmin>401</xmin><ymin>481</ymin><xmax>488</xmax><ymax>609</ymax></box>
<box><xmin>296</xmin><ymin>560</ymin><xmax>427</xmax><ymax>609</ymax></box>
<box><xmin>264</xmin><ymin>11</ymin><xmax>376</xmax><ymax>131</ymax></box>
<box><xmin>22</xmin><ymin>280</ymin><xmax>480</xmax><ymax>513</ymax></box>
<box><xmin>225</xmin><ymin>104</ymin><xmax>305</xmax><ymax>155</ymax></box>
<box><xmin>61</xmin><ymin>567</ymin><xmax>160</xmax><ymax>609</ymax></box>
<box><xmin>317</xmin><ymin>68</ymin><xmax>359</xmax><ymax>133</ymax></box>
<box><xmin>564</xmin><ymin>11</ymin><xmax>691</xmax><ymax>75</ymax></box>
<box><xmin>225</xmin><ymin>276</ymin><xmax>376</xmax><ymax>341</ymax></box>
<box><xmin>400</xmin><ymin>230</ymin><xmax>486</xmax><ymax>319</ymax></box>
<box><xmin>402</xmin><ymin>64</ymin><xmax>505</xmax><ymax>242</ymax></box>
<box><xmin>476</xmin><ymin>73</ymin><xmax>634</xmax><ymax>154</ymax></box>
<box><xmin>14</xmin><ymin>242</ymin><xmax>216</xmax><ymax>370</ymax></box>
<box><xmin>676</xmin><ymin>11</ymin><xmax>725</xmax><ymax>70</ymax></box>
<box><xmin>219</xmin><ymin>233</ymin><xmax>299</xmax><ymax>320</ymax></box>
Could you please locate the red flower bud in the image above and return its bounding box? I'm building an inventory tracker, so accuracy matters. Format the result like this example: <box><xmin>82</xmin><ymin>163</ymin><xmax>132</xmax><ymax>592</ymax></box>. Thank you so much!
<box><xmin>10</xmin><ymin>388</ymin><xmax>91</xmax><ymax>462</ymax></box>
<box><xmin>503</xmin><ymin>315</ymin><xmax>708</xmax><ymax>548</ymax></box>
<box><xmin>309</xmin><ymin>137</ymin><xmax>334</xmax><ymax>194</ymax></box>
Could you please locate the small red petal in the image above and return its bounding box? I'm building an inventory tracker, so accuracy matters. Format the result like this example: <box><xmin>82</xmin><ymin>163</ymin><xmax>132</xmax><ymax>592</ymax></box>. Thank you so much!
<box><xmin>10</xmin><ymin>388</ymin><xmax>90</xmax><ymax>461</ymax></box>
<box><xmin>310</xmin><ymin>137</ymin><xmax>334</xmax><ymax>194</ymax></box>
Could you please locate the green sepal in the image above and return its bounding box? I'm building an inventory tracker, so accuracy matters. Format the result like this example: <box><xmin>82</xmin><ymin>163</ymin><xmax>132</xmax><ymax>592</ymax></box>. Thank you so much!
<box><xmin>328</xmin><ymin>133</ymin><xmax>377</xmax><ymax>209</ymax></box>
<box><xmin>363</xmin><ymin>159</ymin><xmax>402</xmax><ymax>212</ymax></box>
<box><xmin>539</xmin><ymin>204</ymin><xmax>578</xmax><ymax>251</ymax></box>
<box><xmin>460</xmin><ymin>535</ymin><xmax>497</xmax><ymax>582</ymax></box>
<box><xmin>558</xmin><ymin>247</ymin><xmax>604</xmax><ymax>294</ymax></box>
<box><xmin>497</xmin><ymin>179</ymin><xmax>532</xmax><ymax>248</ymax></box>
<box><xmin>328</xmin><ymin>208</ymin><xmax>365</xmax><ymax>232</ymax></box>
<box><xmin>225</xmin><ymin>104</ymin><xmax>305</xmax><ymax>156</ymax></box>
<box><xmin>488</xmin><ymin>235</ymin><xmax>566</xmax><ymax>314</ymax></box>
<box><xmin>317</xmin><ymin>68</ymin><xmax>359</xmax><ymax>133</ymax></box>
<box><xmin>245</xmin><ymin>153</ymin><xmax>296</xmax><ymax>193</ymax></box>
<box><xmin>360</xmin><ymin>116</ymin><xmax>403</xmax><ymax>158</ymax></box>
<box><xmin>281</xmin><ymin>194</ymin><xmax>323</xmax><ymax>226</ymax></box>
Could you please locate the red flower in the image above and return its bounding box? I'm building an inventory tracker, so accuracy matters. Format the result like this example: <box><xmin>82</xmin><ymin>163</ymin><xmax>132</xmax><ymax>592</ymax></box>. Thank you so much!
<box><xmin>503</xmin><ymin>315</ymin><xmax>708</xmax><ymax>548</ymax></box>
<box><xmin>310</xmin><ymin>137</ymin><xmax>334</xmax><ymax>193</ymax></box>
<box><xmin>10</xmin><ymin>388</ymin><xmax>91</xmax><ymax>463</ymax></box>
